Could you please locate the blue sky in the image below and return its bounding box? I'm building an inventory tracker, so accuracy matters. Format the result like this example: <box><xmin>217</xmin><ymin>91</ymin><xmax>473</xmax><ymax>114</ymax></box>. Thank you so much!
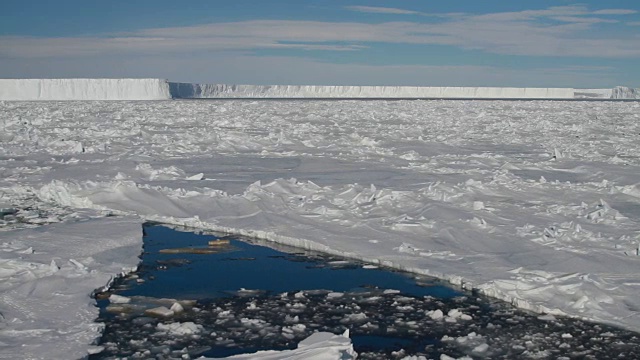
<box><xmin>1</xmin><ymin>0</ymin><xmax>639</xmax><ymax>87</ymax></box>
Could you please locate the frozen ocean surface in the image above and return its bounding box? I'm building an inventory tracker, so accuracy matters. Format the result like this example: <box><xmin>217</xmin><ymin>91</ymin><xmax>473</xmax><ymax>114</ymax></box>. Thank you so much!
<box><xmin>1</xmin><ymin>98</ymin><xmax>640</xmax><ymax>358</ymax></box>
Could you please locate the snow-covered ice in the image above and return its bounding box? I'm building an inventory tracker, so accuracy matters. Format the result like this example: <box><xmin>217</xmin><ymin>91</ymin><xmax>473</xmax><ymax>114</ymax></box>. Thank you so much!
<box><xmin>208</xmin><ymin>331</ymin><xmax>356</xmax><ymax>360</ymax></box>
<box><xmin>0</xmin><ymin>216</ymin><xmax>141</xmax><ymax>359</ymax></box>
<box><xmin>2</xmin><ymin>98</ymin><xmax>640</xmax><ymax>357</ymax></box>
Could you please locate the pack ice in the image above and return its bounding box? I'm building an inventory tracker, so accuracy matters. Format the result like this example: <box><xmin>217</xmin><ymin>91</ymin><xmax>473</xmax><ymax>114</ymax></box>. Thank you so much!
<box><xmin>1</xmin><ymin>90</ymin><xmax>640</xmax><ymax>359</ymax></box>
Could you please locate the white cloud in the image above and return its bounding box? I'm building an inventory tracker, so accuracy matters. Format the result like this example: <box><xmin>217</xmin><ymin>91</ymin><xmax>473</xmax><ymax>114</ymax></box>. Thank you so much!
<box><xmin>345</xmin><ymin>6</ymin><xmax>420</xmax><ymax>15</ymax></box>
<box><xmin>592</xmin><ymin>9</ymin><xmax>637</xmax><ymax>15</ymax></box>
<box><xmin>1</xmin><ymin>6</ymin><xmax>639</xmax><ymax>60</ymax></box>
<box><xmin>551</xmin><ymin>16</ymin><xmax>619</xmax><ymax>24</ymax></box>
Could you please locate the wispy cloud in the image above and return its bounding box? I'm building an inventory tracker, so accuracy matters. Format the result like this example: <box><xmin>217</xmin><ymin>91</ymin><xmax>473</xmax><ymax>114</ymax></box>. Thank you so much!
<box><xmin>551</xmin><ymin>16</ymin><xmax>619</xmax><ymax>24</ymax></box>
<box><xmin>345</xmin><ymin>6</ymin><xmax>421</xmax><ymax>15</ymax></box>
<box><xmin>592</xmin><ymin>9</ymin><xmax>637</xmax><ymax>15</ymax></box>
<box><xmin>1</xmin><ymin>5</ymin><xmax>639</xmax><ymax>59</ymax></box>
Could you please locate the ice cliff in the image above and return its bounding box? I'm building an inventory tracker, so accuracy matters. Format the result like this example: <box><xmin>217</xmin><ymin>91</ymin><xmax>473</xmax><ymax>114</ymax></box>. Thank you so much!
<box><xmin>0</xmin><ymin>78</ymin><xmax>171</xmax><ymax>100</ymax></box>
<box><xmin>611</xmin><ymin>86</ymin><xmax>640</xmax><ymax>99</ymax></box>
<box><xmin>574</xmin><ymin>87</ymin><xmax>640</xmax><ymax>99</ymax></box>
<box><xmin>1</xmin><ymin>78</ymin><xmax>638</xmax><ymax>100</ymax></box>
<box><xmin>170</xmin><ymin>83</ymin><xmax>640</xmax><ymax>99</ymax></box>
<box><xmin>169</xmin><ymin>83</ymin><xmax>577</xmax><ymax>99</ymax></box>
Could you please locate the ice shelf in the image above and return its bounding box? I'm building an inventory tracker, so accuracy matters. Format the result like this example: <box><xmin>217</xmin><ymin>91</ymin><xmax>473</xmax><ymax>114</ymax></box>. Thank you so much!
<box><xmin>169</xmin><ymin>83</ymin><xmax>577</xmax><ymax>99</ymax></box>
<box><xmin>0</xmin><ymin>78</ymin><xmax>638</xmax><ymax>100</ymax></box>
<box><xmin>170</xmin><ymin>83</ymin><xmax>640</xmax><ymax>99</ymax></box>
<box><xmin>0</xmin><ymin>78</ymin><xmax>171</xmax><ymax>100</ymax></box>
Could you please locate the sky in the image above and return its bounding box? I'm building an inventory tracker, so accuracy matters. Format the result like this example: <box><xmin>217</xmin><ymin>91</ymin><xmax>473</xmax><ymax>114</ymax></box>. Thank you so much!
<box><xmin>1</xmin><ymin>0</ymin><xmax>639</xmax><ymax>87</ymax></box>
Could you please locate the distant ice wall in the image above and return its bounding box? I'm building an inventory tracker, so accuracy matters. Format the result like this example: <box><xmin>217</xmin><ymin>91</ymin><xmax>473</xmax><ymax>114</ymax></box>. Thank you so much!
<box><xmin>611</xmin><ymin>86</ymin><xmax>640</xmax><ymax>99</ymax></box>
<box><xmin>2</xmin><ymin>79</ymin><xmax>637</xmax><ymax>100</ymax></box>
<box><xmin>169</xmin><ymin>83</ymin><xmax>576</xmax><ymax>99</ymax></box>
<box><xmin>575</xmin><ymin>87</ymin><xmax>640</xmax><ymax>99</ymax></box>
<box><xmin>574</xmin><ymin>89</ymin><xmax>613</xmax><ymax>99</ymax></box>
<box><xmin>0</xmin><ymin>79</ymin><xmax>171</xmax><ymax>100</ymax></box>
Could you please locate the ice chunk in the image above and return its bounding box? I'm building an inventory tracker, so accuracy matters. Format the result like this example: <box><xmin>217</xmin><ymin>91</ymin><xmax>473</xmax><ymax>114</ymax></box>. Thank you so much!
<box><xmin>156</xmin><ymin>321</ymin><xmax>203</xmax><ymax>336</ymax></box>
<box><xmin>170</xmin><ymin>302</ymin><xmax>184</xmax><ymax>313</ymax></box>
<box><xmin>109</xmin><ymin>294</ymin><xmax>131</xmax><ymax>304</ymax></box>
<box><xmin>472</xmin><ymin>343</ymin><xmax>489</xmax><ymax>353</ymax></box>
<box><xmin>186</xmin><ymin>173</ymin><xmax>205</xmax><ymax>181</ymax></box>
<box><xmin>427</xmin><ymin>309</ymin><xmax>444</xmax><ymax>320</ymax></box>
<box><xmin>145</xmin><ymin>306</ymin><xmax>175</xmax><ymax>317</ymax></box>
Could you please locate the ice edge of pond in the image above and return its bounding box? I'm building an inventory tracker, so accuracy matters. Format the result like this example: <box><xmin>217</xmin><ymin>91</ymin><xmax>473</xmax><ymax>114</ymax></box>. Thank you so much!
<box><xmin>134</xmin><ymin>218</ymin><xmax>576</xmax><ymax>325</ymax></box>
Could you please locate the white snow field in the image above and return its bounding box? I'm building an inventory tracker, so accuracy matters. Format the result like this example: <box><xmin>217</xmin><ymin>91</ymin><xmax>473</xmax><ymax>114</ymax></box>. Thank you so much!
<box><xmin>1</xmin><ymin>98</ymin><xmax>640</xmax><ymax>358</ymax></box>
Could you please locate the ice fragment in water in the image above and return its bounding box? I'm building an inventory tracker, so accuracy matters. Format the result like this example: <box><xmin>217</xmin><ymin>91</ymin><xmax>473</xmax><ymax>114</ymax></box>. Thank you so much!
<box><xmin>145</xmin><ymin>306</ymin><xmax>175</xmax><ymax>317</ymax></box>
<box><xmin>186</xmin><ymin>173</ymin><xmax>204</xmax><ymax>181</ymax></box>
<box><xmin>109</xmin><ymin>294</ymin><xmax>131</xmax><ymax>304</ymax></box>
<box><xmin>170</xmin><ymin>302</ymin><xmax>184</xmax><ymax>313</ymax></box>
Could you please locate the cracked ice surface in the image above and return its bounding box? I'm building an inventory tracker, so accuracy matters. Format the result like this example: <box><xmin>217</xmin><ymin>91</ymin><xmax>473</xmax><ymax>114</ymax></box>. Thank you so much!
<box><xmin>0</xmin><ymin>216</ymin><xmax>141</xmax><ymax>359</ymax></box>
<box><xmin>2</xmin><ymin>99</ymin><xmax>640</xmax><ymax>356</ymax></box>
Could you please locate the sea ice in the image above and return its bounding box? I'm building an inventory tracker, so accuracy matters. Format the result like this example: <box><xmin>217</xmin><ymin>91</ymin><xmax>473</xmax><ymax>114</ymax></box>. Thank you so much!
<box><xmin>2</xmin><ymin>98</ymin><xmax>640</xmax><ymax>359</ymax></box>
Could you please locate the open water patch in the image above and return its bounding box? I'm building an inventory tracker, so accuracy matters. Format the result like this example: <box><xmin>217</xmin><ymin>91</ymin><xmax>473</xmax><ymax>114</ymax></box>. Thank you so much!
<box><xmin>92</xmin><ymin>224</ymin><xmax>640</xmax><ymax>359</ymax></box>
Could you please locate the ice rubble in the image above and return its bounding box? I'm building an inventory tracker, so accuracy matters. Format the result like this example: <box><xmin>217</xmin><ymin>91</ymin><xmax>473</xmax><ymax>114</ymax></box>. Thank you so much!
<box><xmin>0</xmin><ymin>78</ymin><xmax>171</xmax><ymax>100</ymax></box>
<box><xmin>99</xmin><ymin>281</ymin><xmax>640</xmax><ymax>359</ymax></box>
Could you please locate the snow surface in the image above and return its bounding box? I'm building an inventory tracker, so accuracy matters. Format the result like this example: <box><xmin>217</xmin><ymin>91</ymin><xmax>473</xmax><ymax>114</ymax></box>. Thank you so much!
<box><xmin>0</xmin><ymin>217</ymin><xmax>141</xmax><ymax>359</ymax></box>
<box><xmin>2</xmin><ymin>99</ymin><xmax>640</xmax><ymax>358</ymax></box>
<box><xmin>0</xmin><ymin>79</ymin><xmax>171</xmax><ymax>101</ymax></box>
